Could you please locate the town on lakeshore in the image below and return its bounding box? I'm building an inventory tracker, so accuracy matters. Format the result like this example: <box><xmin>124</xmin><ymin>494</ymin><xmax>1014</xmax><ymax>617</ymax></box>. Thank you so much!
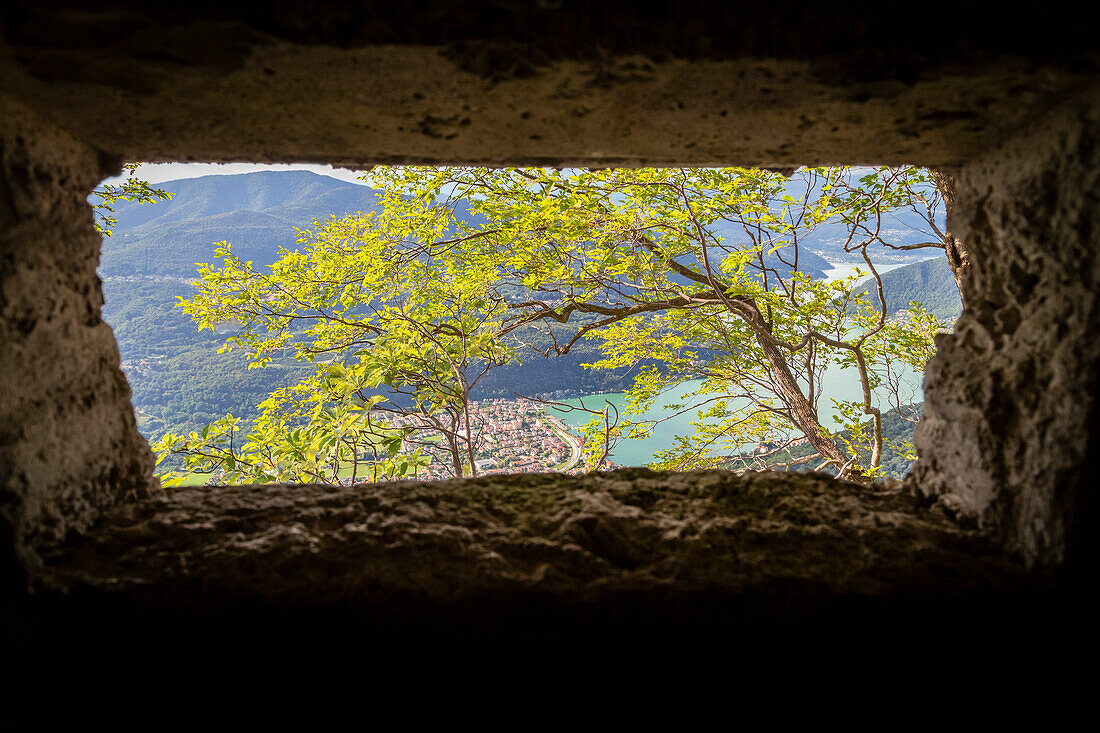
<box><xmin>386</xmin><ymin>397</ymin><xmax>615</xmax><ymax>480</ymax></box>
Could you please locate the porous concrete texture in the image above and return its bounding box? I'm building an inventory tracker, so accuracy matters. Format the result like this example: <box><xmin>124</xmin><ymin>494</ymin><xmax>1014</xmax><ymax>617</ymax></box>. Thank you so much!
<box><xmin>913</xmin><ymin>89</ymin><xmax>1100</xmax><ymax>570</ymax></box>
<box><xmin>0</xmin><ymin>103</ymin><xmax>156</xmax><ymax>584</ymax></box>
<box><xmin>1</xmin><ymin>2</ymin><xmax>1096</xmax><ymax>171</ymax></box>
<box><xmin>43</xmin><ymin>469</ymin><xmax>1012</xmax><ymax>601</ymax></box>
<box><xmin>33</xmin><ymin>469</ymin><xmax>1033</xmax><ymax>644</ymax></box>
<box><xmin>0</xmin><ymin>2</ymin><xmax>1098</xmax><ymax>647</ymax></box>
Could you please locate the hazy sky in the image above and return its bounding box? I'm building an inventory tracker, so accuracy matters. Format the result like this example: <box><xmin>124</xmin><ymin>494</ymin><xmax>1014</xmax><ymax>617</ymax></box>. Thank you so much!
<box><xmin>108</xmin><ymin>162</ymin><xmax>372</xmax><ymax>186</ymax></box>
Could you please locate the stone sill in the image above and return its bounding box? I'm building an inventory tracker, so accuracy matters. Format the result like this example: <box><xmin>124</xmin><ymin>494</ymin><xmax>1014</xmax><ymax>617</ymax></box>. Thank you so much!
<box><xmin>23</xmin><ymin>468</ymin><xmax>1040</xmax><ymax>644</ymax></box>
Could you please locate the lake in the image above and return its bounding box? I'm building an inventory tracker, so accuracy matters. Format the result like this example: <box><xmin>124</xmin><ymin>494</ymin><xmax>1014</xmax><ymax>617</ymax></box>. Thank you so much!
<box><xmin>549</xmin><ymin>261</ymin><xmax>927</xmax><ymax>466</ymax></box>
<box><xmin>548</xmin><ymin>363</ymin><xmax>923</xmax><ymax>467</ymax></box>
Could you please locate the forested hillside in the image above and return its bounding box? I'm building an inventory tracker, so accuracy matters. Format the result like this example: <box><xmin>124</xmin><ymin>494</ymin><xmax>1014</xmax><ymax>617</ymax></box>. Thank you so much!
<box><xmin>101</xmin><ymin>279</ymin><xmax>315</xmax><ymax>437</ymax></box>
<box><xmin>101</xmin><ymin>172</ymin><xmax>391</xmax><ymax>437</ymax></box>
<box><xmin>855</xmin><ymin>257</ymin><xmax>962</xmax><ymax>321</ymax></box>
<box><xmin>100</xmin><ymin>171</ymin><xmax>387</xmax><ymax>278</ymax></box>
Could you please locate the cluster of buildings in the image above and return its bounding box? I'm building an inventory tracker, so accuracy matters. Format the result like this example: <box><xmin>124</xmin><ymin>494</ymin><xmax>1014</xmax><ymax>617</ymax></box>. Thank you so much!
<box><xmin>119</xmin><ymin>354</ymin><xmax>165</xmax><ymax>377</ymax></box>
<box><xmin>388</xmin><ymin>397</ymin><xmax>587</xmax><ymax>480</ymax></box>
<box><xmin>471</xmin><ymin>399</ymin><xmax>574</xmax><ymax>475</ymax></box>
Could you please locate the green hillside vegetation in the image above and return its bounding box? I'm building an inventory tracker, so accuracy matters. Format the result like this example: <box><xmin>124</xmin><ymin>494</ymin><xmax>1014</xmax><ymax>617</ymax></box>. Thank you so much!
<box><xmin>856</xmin><ymin>257</ymin><xmax>961</xmax><ymax>322</ymax></box>
<box><xmin>102</xmin><ymin>279</ymin><xmax>314</xmax><ymax>438</ymax></box>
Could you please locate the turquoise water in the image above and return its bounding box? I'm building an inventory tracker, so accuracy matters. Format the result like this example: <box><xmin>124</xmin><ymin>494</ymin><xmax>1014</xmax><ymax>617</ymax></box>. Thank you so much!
<box><xmin>548</xmin><ymin>364</ymin><xmax>923</xmax><ymax>466</ymax></box>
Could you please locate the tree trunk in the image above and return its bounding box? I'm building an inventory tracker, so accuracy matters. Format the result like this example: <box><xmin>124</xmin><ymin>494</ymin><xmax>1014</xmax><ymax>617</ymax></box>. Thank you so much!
<box><xmin>446</xmin><ymin>434</ymin><xmax>464</xmax><ymax>478</ymax></box>
<box><xmin>931</xmin><ymin>169</ymin><xmax>969</xmax><ymax>308</ymax></box>
<box><xmin>756</xmin><ymin>335</ymin><xmax>848</xmax><ymax>469</ymax></box>
<box><xmin>944</xmin><ymin>233</ymin><xmax>970</xmax><ymax>307</ymax></box>
<box><xmin>462</xmin><ymin>402</ymin><xmax>479</xmax><ymax>477</ymax></box>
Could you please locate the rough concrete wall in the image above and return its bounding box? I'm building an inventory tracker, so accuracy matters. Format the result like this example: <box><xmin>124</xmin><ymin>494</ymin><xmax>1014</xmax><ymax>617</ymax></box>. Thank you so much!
<box><xmin>0</xmin><ymin>103</ymin><xmax>156</xmax><ymax>580</ymax></box>
<box><xmin>37</xmin><ymin>470</ymin><xmax>1028</xmax><ymax>626</ymax></box>
<box><xmin>0</xmin><ymin>4</ymin><xmax>1096</xmax><ymax>580</ymax></box>
<box><xmin>913</xmin><ymin>88</ymin><xmax>1100</xmax><ymax>568</ymax></box>
<box><xmin>1</xmin><ymin>7</ymin><xmax>1094</xmax><ymax>171</ymax></box>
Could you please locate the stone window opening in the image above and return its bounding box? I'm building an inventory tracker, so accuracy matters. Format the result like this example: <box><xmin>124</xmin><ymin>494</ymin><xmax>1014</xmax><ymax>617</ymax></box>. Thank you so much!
<box><xmin>1</xmin><ymin>5</ymin><xmax>1097</xmax><ymax>656</ymax></box>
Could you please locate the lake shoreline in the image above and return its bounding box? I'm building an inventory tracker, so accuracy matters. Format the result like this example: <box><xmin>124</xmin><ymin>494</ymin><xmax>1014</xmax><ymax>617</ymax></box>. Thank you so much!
<box><xmin>548</xmin><ymin>365</ymin><xmax>923</xmax><ymax>468</ymax></box>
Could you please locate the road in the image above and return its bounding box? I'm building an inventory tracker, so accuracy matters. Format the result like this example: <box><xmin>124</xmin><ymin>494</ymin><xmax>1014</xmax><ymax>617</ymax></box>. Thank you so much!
<box><xmin>547</xmin><ymin>416</ymin><xmax>583</xmax><ymax>471</ymax></box>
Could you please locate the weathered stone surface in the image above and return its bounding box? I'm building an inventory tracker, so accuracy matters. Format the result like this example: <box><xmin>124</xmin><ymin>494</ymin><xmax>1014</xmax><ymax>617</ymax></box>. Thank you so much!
<box><xmin>0</xmin><ymin>2</ymin><xmax>1096</xmax><ymax>610</ymax></box>
<box><xmin>30</xmin><ymin>469</ymin><xmax>1032</xmax><ymax>645</ymax></box>
<box><xmin>913</xmin><ymin>88</ymin><xmax>1100</xmax><ymax>568</ymax></box>
<box><xmin>0</xmin><ymin>103</ymin><xmax>156</xmax><ymax>582</ymax></box>
<box><xmin>0</xmin><ymin>5</ymin><xmax>1094</xmax><ymax>170</ymax></box>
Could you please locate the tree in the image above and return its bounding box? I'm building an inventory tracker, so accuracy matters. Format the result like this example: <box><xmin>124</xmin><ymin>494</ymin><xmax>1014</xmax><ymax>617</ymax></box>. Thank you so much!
<box><xmin>154</xmin><ymin>165</ymin><xmax>943</xmax><ymax>484</ymax></box>
<box><xmin>152</xmin><ymin>401</ymin><xmax>423</xmax><ymax>486</ymax></box>
<box><xmin>830</xmin><ymin>166</ymin><xmax>967</xmax><ymax>308</ymax></box>
<box><xmin>90</xmin><ymin>162</ymin><xmax>173</xmax><ymax>237</ymax></box>
<box><xmin>153</xmin><ymin>191</ymin><xmax>512</xmax><ymax>485</ymax></box>
<box><xmin>374</xmin><ymin>166</ymin><xmax>940</xmax><ymax>477</ymax></box>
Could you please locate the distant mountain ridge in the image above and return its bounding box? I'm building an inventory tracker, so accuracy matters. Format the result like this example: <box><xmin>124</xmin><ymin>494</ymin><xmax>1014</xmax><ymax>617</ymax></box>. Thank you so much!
<box><xmin>100</xmin><ymin>171</ymin><xmax>387</xmax><ymax>278</ymax></box>
<box><xmin>108</xmin><ymin>170</ymin><xmax>380</xmax><ymax>228</ymax></box>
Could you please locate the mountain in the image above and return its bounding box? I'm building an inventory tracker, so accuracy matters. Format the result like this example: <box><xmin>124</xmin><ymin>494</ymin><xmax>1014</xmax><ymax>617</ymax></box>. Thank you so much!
<box><xmin>854</xmin><ymin>256</ymin><xmax>962</xmax><ymax>321</ymax></box>
<box><xmin>100</xmin><ymin>171</ymin><xmax>387</xmax><ymax>278</ymax></box>
<box><xmin>798</xmin><ymin>208</ymin><xmax>945</xmax><ymax>265</ymax></box>
<box><xmin>100</xmin><ymin>172</ymin><xmax>393</xmax><ymax>437</ymax></box>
